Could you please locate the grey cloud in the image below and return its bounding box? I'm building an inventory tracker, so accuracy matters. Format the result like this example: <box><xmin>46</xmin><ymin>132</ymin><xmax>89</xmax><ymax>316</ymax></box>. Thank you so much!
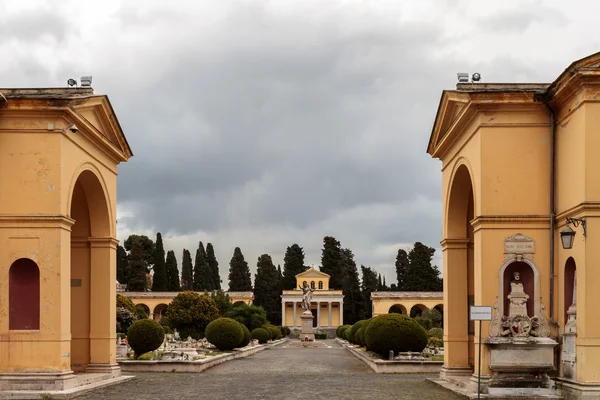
<box><xmin>0</xmin><ymin>8</ymin><xmax>72</xmax><ymax>43</ymax></box>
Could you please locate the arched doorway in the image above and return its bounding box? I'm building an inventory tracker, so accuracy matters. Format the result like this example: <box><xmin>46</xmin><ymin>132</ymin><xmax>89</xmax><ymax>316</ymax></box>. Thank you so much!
<box><xmin>410</xmin><ymin>304</ymin><xmax>428</xmax><ymax>318</ymax></box>
<box><xmin>445</xmin><ymin>163</ymin><xmax>475</xmax><ymax>370</ymax></box>
<box><xmin>388</xmin><ymin>304</ymin><xmax>407</xmax><ymax>314</ymax></box>
<box><xmin>153</xmin><ymin>304</ymin><xmax>169</xmax><ymax>321</ymax></box>
<box><xmin>564</xmin><ymin>257</ymin><xmax>576</xmax><ymax>324</ymax></box>
<box><xmin>70</xmin><ymin>169</ymin><xmax>112</xmax><ymax>372</ymax></box>
<box><xmin>9</xmin><ymin>258</ymin><xmax>40</xmax><ymax>330</ymax></box>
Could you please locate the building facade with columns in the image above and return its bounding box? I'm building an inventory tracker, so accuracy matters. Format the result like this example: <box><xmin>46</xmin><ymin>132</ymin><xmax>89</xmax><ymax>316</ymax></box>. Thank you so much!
<box><xmin>281</xmin><ymin>268</ymin><xmax>344</xmax><ymax>330</ymax></box>
<box><xmin>0</xmin><ymin>87</ymin><xmax>132</xmax><ymax>392</ymax></box>
<box><xmin>427</xmin><ymin>51</ymin><xmax>600</xmax><ymax>399</ymax></box>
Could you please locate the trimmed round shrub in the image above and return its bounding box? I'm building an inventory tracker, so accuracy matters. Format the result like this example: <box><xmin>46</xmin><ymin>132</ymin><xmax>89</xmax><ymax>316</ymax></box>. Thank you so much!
<box><xmin>364</xmin><ymin>314</ymin><xmax>428</xmax><ymax>356</ymax></box>
<box><xmin>348</xmin><ymin>320</ymin><xmax>369</xmax><ymax>345</ymax></box>
<box><xmin>252</xmin><ymin>328</ymin><xmax>270</xmax><ymax>344</ymax></box>
<box><xmin>337</xmin><ymin>324</ymin><xmax>351</xmax><ymax>339</ymax></box>
<box><xmin>357</xmin><ymin>318</ymin><xmax>373</xmax><ymax>346</ymax></box>
<box><xmin>428</xmin><ymin>327</ymin><xmax>443</xmax><ymax>339</ymax></box>
<box><xmin>345</xmin><ymin>325</ymin><xmax>356</xmax><ymax>343</ymax></box>
<box><xmin>266</xmin><ymin>325</ymin><xmax>282</xmax><ymax>340</ymax></box>
<box><xmin>238</xmin><ymin>323</ymin><xmax>252</xmax><ymax>347</ymax></box>
<box><xmin>127</xmin><ymin>319</ymin><xmax>165</xmax><ymax>359</ymax></box>
<box><xmin>284</xmin><ymin>326</ymin><xmax>291</xmax><ymax>336</ymax></box>
<box><xmin>279</xmin><ymin>326</ymin><xmax>287</xmax><ymax>337</ymax></box>
<box><xmin>355</xmin><ymin>327</ymin><xmax>364</xmax><ymax>346</ymax></box>
<box><xmin>205</xmin><ymin>317</ymin><xmax>244</xmax><ymax>351</ymax></box>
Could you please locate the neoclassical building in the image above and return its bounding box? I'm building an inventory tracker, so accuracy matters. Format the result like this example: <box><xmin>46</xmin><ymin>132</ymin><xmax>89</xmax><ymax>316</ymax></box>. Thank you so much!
<box><xmin>371</xmin><ymin>291</ymin><xmax>443</xmax><ymax>319</ymax></box>
<box><xmin>0</xmin><ymin>87</ymin><xmax>132</xmax><ymax>394</ymax></box>
<box><xmin>427</xmin><ymin>52</ymin><xmax>600</xmax><ymax>398</ymax></box>
<box><xmin>281</xmin><ymin>268</ymin><xmax>344</xmax><ymax>330</ymax></box>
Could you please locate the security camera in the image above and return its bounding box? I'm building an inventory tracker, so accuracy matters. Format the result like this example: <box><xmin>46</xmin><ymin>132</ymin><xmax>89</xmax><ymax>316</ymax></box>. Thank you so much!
<box><xmin>66</xmin><ymin>124</ymin><xmax>78</xmax><ymax>133</ymax></box>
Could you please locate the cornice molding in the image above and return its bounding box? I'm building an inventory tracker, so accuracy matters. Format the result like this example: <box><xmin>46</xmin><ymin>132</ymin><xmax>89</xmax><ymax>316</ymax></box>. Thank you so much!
<box><xmin>471</xmin><ymin>215</ymin><xmax>550</xmax><ymax>232</ymax></box>
<box><xmin>440</xmin><ymin>238</ymin><xmax>469</xmax><ymax>250</ymax></box>
<box><xmin>0</xmin><ymin>214</ymin><xmax>75</xmax><ymax>230</ymax></box>
<box><xmin>556</xmin><ymin>202</ymin><xmax>600</xmax><ymax>226</ymax></box>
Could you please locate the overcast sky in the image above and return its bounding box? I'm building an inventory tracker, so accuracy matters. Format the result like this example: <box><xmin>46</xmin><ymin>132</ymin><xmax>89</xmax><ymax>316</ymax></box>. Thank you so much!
<box><xmin>2</xmin><ymin>0</ymin><xmax>599</xmax><ymax>287</ymax></box>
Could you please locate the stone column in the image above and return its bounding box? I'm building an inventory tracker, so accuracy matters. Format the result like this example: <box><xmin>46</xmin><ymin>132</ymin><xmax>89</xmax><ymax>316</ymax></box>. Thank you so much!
<box><xmin>293</xmin><ymin>302</ymin><xmax>297</xmax><ymax>329</ymax></box>
<box><xmin>339</xmin><ymin>301</ymin><xmax>344</xmax><ymax>326</ymax></box>
<box><xmin>328</xmin><ymin>302</ymin><xmax>332</xmax><ymax>327</ymax></box>
<box><xmin>281</xmin><ymin>301</ymin><xmax>286</xmax><ymax>327</ymax></box>
<box><xmin>317</xmin><ymin>302</ymin><xmax>321</xmax><ymax>328</ymax></box>
<box><xmin>86</xmin><ymin>237</ymin><xmax>121</xmax><ymax>377</ymax></box>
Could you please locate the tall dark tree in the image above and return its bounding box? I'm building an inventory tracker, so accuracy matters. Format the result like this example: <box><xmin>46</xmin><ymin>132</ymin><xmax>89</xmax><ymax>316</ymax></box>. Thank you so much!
<box><xmin>253</xmin><ymin>254</ymin><xmax>281</xmax><ymax>324</ymax></box>
<box><xmin>228</xmin><ymin>247</ymin><xmax>252</xmax><ymax>291</ymax></box>
<box><xmin>395</xmin><ymin>249</ymin><xmax>410</xmax><ymax>290</ymax></box>
<box><xmin>390</xmin><ymin>283</ymin><xmax>398</xmax><ymax>291</ymax></box>
<box><xmin>282</xmin><ymin>244</ymin><xmax>307</xmax><ymax>290</ymax></box>
<box><xmin>277</xmin><ymin>264</ymin><xmax>283</xmax><ymax>289</ymax></box>
<box><xmin>181</xmin><ymin>249</ymin><xmax>193</xmax><ymax>290</ymax></box>
<box><xmin>340</xmin><ymin>248</ymin><xmax>363</xmax><ymax>323</ymax></box>
<box><xmin>193</xmin><ymin>241</ymin><xmax>214</xmax><ymax>291</ymax></box>
<box><xmin>152</xmin><ymin>233</ymin><xmax>168</xmax><ymax>292</ymax></box>
<box><xmin>206</xmin><ymin>243</ymin><xmax>221</xmax><ymax>290</ymax></box>
<box><xmin>124</xmin><ymin>235</ymin><xmax>155</xmax><ymax>273</ymax></box>
<box><xmin>165</xmin><ymin>250</ymin><xmax>181</xmax><ymax>292</ymax></box>
<box><xmin>127</xmin><ymin>239</ymin><xmax>149</xmax><ymax>291</ymax></box>
<box><xmin>361</xmin><ymin>265</ymin><xmax>379</xmax><ymax>318</ymax></box>
<box><xmin>116</xmin><ymin>244</ymin><xmax>128</xmax><ymax>284</ymax></box>
<box><xmin>382</xmin><ymin>276</ymin><xmax>388</xmax><ymax>290</ymax></box>
<box><xmin>377</xmin><ymin>274</ymin><xmax>383</xmax><ymax>291</ymax></box>
<box><xmin>405</xmin><ymin>242</ymin><xmax>443</xmax><ymax>291</ymax></box>
<box><xmin>321</xmin><ymin>236</ymin><xmax>343</xmax><ymax>289</ymax></box>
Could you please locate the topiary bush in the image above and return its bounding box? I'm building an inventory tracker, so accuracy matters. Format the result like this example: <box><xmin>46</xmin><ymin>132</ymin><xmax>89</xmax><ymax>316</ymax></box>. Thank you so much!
<box><xmin>348</xmin><ymin>320</ymin><xmax>369</xmax><ymax>345</ymax></box>
<box><xmin>414</xmin><ymin>316</ymin><xmax>432</xmax><ymax>331</ymax></box>
<box><xmin>284</xmin><ymin>326</ymin><xmax>291</xmax><ymax>336</ymax></box>
<box><xmin>364</xmin><ymin>314</ymin><xmax>428</xmax><ymax>357</ymax></box>
<box><xmin>337</xmin><ymin>324</ymin><xmax>351</xmax><ymax>339</ymax></box>
<box><xmin>224</xmin><ymin>303</ymin><xmax>268</xmax><ymax>331</ymax></box>
<box><xmin>279</xmin><ymin>326</ymin><xmax>287</xmax><ymax>337</ymax></box>
<box><xmin>266</xmin><ymin>325</ymin><xmax>282</xmax><ymax>340</ymax></box>
<box><xmin>205</xmin><ymin>317</ymin><xmax>244</xmax><ymax>351</ymax></box>
<box><xmin>252</xmin><ymin>328</ymin><xmax>270</xmax><ymax>344</ymax></box>
<box><xmin>357</xmin><ymin>318</ymin><xmax>373</xmax><ymax>347</ymax></box>
<box><xmin>314</xmin><ymin>332</ymin><xmax>327</xmax><ymax>339</ymax></box>
<box><xmin>345</xmin><ymin>325</ymin><xmax>356</xmax><ymax>343</ymax></box>
<box><xmin>167</xmin><ymin>291</ymin><xmax>220</xmax><ymax>339</ymax></box>
<box><xmin>127</xmin><ymin>319</ymin><xmax>165</xmax><ymax>359</ymax></box>
<box><xmin>428</xmin><ymin>327</ymin><xmax>443</xmax><ymax>339</ymax></box>
<box><xmin>238</xmin><ymin>323</ymin><xmax>252</xmax><ymax>347</ymax></box>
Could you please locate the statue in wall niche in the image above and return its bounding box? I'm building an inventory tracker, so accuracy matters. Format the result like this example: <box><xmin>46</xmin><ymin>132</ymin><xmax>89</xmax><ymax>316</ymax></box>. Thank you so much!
<box><xmin>300</xmin><ymin>281</ymin><xmax>315</xmax><ymax>311</ymax></box>
<box><xmin>507</xmin><ymin>272</ymin><xmax>529</xmax><ymax>317</ymax></box>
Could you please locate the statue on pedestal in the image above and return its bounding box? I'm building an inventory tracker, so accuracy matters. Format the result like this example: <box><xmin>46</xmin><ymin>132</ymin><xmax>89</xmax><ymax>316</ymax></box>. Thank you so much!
<box><xmin>507</xmin><ymin>272</ymin><xmax>529</xmax><ymax>317</ymax></box>
<box><xmin>300</xmin><ymin>281</ymin><xmax>315</xmax><ymax>311</ymax></box>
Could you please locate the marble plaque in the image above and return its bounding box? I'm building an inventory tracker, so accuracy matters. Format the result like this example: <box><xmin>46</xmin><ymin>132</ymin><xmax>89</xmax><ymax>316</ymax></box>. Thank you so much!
<box><xmin>504</xmin><ymin>233</ymin><xmax>535</xmax><ymax>254</ymax></box>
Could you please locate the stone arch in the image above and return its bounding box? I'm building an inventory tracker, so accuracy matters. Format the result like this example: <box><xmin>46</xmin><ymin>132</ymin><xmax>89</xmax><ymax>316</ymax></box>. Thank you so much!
<box><xmin>137</xmin><ymin>304</ymin><xmax>150</xmax><ymax>318</ymax></box>
<box><xmin>445</xmin><ymin>160</ymin><xmax>476</xmax><ymax>369</ymax></box>
<box><xmin>564</xmin><ymin>257</ymin><xmax>576</xmax><ymax>324</ymax></box>
<box><xmin>69</xmin><ymin>167</ymin><xmax>113</xmax><ymax>372</ymax></box>
<box><xmin>410</xmin><ymin>304</ymin><xmax>429</xmax><ymax>318</ymax></box>
<box><xmin>389</xmin><ymin>304</ymin><xmax>407</xmax><ymax>314</ymax></box>
<box><xmin>497</xmin><ymin>257</ymin><xmax>541</xmax><ymax>319</ymax></box>
<box><xmin>9</xmin><ymin>258</ymin><xmax>40</xmax><ymax>330</ymax></box>
<box><xmin>67</xmin><ymin>163</ymin><xmax>113</xmax><ymax>237</ymax></box>
<box><xmin>153</xmin><ymin>303</ymin><xmax>169</xmax><ymax>321</ymax></box>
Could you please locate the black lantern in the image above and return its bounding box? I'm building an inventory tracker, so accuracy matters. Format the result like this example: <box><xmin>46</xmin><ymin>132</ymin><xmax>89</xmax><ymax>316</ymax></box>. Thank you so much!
<box><xmin>560</xmin><ymin>226</ymin><xmax>576</xmax><ymax>250</ymax></box>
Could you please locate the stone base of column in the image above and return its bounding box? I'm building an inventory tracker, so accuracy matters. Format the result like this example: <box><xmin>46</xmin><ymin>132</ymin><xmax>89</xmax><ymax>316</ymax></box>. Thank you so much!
<box><xmin>85</xmin><ymin>363</ymin><xmax>122</xmax><ymax>378</ymax></box>
<box><xmin>0</xmin><ymin>371</ymin><xmax>77</xmax><ymax>391</ymax></box>
<box><xmin>300</xmin><ymin>311</ymin><xmax>315</xmax><ymax>341</ymax></box>
<box><xmin>555</xmin><ymin>377</ymin><xmax>600</xmax><ymax>400</ymax></box>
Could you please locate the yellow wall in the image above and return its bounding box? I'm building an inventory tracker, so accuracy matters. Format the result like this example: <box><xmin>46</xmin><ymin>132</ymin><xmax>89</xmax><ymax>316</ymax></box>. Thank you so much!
<box><xmin>371</xmin><ymin>294</ymin><xmax>443</xmax><ymax>317</ymax></box>
<box><xmin>295</xmin><ymin>267</ymin><xmax>330</xmax><ymax>290</ymax></box>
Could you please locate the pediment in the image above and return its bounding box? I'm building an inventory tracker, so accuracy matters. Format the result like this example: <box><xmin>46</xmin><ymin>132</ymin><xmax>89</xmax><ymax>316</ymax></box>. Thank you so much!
<box><xmin>296</xmin><ymin>267</ymin><xmax>330</xmax><ymax>279</ymax></box>
<box><xmin>427</xmin><ymin>91</ymin><xmax>470</xmax><ymax>156</ymax></box>
<box><xmin>69</xmin><ymin>96</ymin><xmax>133</xmax><ymax>161</ymax></box>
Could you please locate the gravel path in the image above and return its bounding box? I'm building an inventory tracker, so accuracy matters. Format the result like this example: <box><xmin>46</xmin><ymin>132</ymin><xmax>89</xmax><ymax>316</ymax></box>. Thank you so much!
<box><xmin>76</xmin><ymin>340</ymin><xmax>460</xmax><ymax>400</ymax></box>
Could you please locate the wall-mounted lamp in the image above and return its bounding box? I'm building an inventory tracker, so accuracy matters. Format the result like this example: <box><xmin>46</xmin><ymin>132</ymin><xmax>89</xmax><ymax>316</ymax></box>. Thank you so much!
<box><xmin>560</xmin><ymin>217</ymin><xmax>586</xmax><ymax>249</ymax></box>
<box><xmin>47</xmin><ymin>123</ymin><xmax>79</xmax><ymax>133</ymax></box>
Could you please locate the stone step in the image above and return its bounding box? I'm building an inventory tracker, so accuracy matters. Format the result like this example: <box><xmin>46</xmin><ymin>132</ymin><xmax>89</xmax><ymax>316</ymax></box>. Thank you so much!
<box><xmin>428</xmin><ymin>378</ymin><xmax>564</xmax><ymax>400</ymax></box>
<box><xmin>72</xmin><ymin>373</ymin><xmax>113</xmax><ymax>388</ymax></box>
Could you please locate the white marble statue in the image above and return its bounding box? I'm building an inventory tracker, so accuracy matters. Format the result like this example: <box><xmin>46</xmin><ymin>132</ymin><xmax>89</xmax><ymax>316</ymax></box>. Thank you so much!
<box><xmin>299</xmin><ymin>281</ymin><xmax>315</xmax><ymax>311</ymax></box>
<box><xmin>507</xmin><ymin>271</ymin><xmax>529</xmax><ymax>317</ymax></box>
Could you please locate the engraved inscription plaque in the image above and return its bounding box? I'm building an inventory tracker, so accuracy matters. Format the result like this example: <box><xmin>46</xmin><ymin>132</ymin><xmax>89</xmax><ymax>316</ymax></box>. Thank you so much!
<box><xmin>504</xmin><ymin>233</ymin><xmax>535</xmax><ymax>254</ymax></box>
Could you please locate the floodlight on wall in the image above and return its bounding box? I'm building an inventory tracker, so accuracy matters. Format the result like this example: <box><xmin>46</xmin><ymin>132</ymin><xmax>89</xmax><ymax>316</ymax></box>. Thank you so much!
<box><xmin>80</xmin><ymin>76</ymin><xmax>92</xmax><ymax>87</ymax></box>
<box><xmin>472</xmin><ymin>72</ymin><xmax>481</xmax><ymax>82</ymax></box>
<box><xmin>560</xmin><ymin>217</ymin><xmax>586</xmax><ymax>249</ymax></box>
<box><xmin>67</xmin><ymin>78</ymin><xmax>77</xmax><ymax>87</ymax></box>
<box><xmin>457</xmin><ymin>73</ymin><xmax>469</xmax><ymax>83</ymax></box>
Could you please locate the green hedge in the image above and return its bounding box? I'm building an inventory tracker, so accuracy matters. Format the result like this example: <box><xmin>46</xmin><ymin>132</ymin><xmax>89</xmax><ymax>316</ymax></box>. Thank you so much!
<box><xmin>314</xmin><ymin>332</ymin><xmax>327</xmax><ymax>339</ymax></box>
<box><xmin>364</xmin><ymin>314</ymin><xmax>428</xmax><ymax>356</ymax></box>
<box><xmin>252</xmin><ymin>328</ymin><xmax>270</xmax><ymax>344</ymax></box>
<box><xmin>239</xmin><ymin>323</ymin><xmax>252</xmax><ymax>347</ymax></box>
<box><xmin>337</xmin><ymin>324</ymin><xmax>351</xmax><ymax>339</ymax></box>
<box><xmin>348</xmin><ymin>320</ymin><xmax>369</xmax><ymax>345</ymax></box>
<box><xmin>205</xmin><ymin>317</ymin><xmax>244</xmax><ymax>351</ymax></box>
<box><xmin>127</xmin><ymin>319</ymin><xmax>165</xmax><ymax>359</ymax></box>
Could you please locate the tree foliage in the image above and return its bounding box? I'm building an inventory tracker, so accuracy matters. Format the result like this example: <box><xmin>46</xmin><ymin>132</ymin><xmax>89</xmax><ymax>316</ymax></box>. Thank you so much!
<box><xmin>320</xmin><ymin>236</ymin><xmax>343</xmax><ymax>289</ymax></box>
<box><xmin>124</xmin><ymin>235</ymin><xmax>155</xmax><ymax>273</ymax></box>
<box><xmin>282</xmin><ymin>244</ymin><xmax>307</xmax><ymax>290</ymax></box>
<box><xmin>193</xmin><ymin>241</ymin><xmax>213</xmax><ymax>291</ymax></box>
<box><xmin>151</xmin><ymin>232</ymin><xmax>168</xmax><ymax>292</ymax></box>
<box><xmin>340</xmin><ymin>248</ymin><xmax>363</xmax><ymax>323</ymax></box>
<box><xmin>228</xmin><ymin>247</ymin><xmax>252</xmax><ymax>291</ymax></box>
<box><xmin>116</xmin><ymin>244</ymin><xmax>128</xmax><ymax>284</ymax></box>
<box><xmin>167</xmin><ymin>291</ymin><xmax>220</xmax><ymax>339</ymax></box>
<box><xmin>224</xmin><ymin>302</ymin><xmax>268</xmax><ymax>331</ymax></box>
<box><xmin>181</xmin><ymin>249</ymin><xmax>193</xmax><ymax>291</ymax></box>
<box><xmin>361</xmin><ymin>265</ymin><xmax>378</xmax><ymax>318</ymax></box>
<box><xmin>404</xmin><ymin>242</ymin><xmax>442</xmax><ymax>291</ymax></box>
<box><xmin>165</xmin><ymin>250</ymin><xmax>181</xmax><ymax>292</ymax></box>
<box><xmin>395</xmin><ymin>249</ymin><xmax>409</xmax><ymax>291</ymax></box>
<box><xmin>253</xmin><ymin>254</ymin><xmax>281</xmax><ymax>325</ymax></box>
<box><xmin>210</xmin><ymin>290</ymin><xmax>232</xmax><ymax>315</ymax></box>
<box><xmin>206</xmin><ymin>243</ymin><xmax>221</xmax><ymax>290</ymax></box>
<box><xmin>127</xmin><ymin>238</ymin><xmax>151</xmax><ymax>291</ymax></box>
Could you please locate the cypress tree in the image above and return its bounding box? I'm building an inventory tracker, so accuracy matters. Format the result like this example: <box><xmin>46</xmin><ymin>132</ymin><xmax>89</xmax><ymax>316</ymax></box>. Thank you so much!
<box><xmin>377</xmin><ymin>274</ymin><xmax>383</xmax><ymax>291</ymax></box>
<box><xmin>193</xmin><ymin>241</ymin><xmax>213</xmax><ymax>291</ymax></box>
<box><xmin>127</xmin><ymin>240</ymin><xmax>148</xmax><ymax>291</ymax></box>
<box><xmin>228</xmin><ymin>247</ymin><xmax>252</xmax><ymax>291</ymax></box>
<box><xmin>395</xmin><ymin>249</ymin><xmax>409</xmax><ymax>290</ymax></box>
<box><xmin>181</xmin><ymin>249</ymin><xmax>193</xmax><ymax>290</ymax></box>
<box><xmin>321</xmin><ymin>236</ymin><xmax>343</xmax><ymax>289</ymax></box>
<box><xmin>253</xmin><ymin>254</ymin><xmax>281</xmax><ymax>324</ymax></box>
<box><xmin>360</xmin><ymin>265</ymin><xmax>379</xmax><ymax>318</ymax></box>
<box><xmin>383</xmin><ymin>276</ymin><xmax>388</xmax><ymax>290</ymax></box>
<box><xmin>124</xmin><ymin>235</ymin><xmax>155</xmax><ymax>273</ymax></box>
<box><xmin>116</xmin><ymin>244</ymin><xmax>128</xmax><ymax>284</ymax></box>
<box><xmin>151</xmin><ymin>232</ymin><xmax>168</xmax><ymax>292</ymax></box>
<box><xmin>206</xmin><ymin>243</ymin><xmax>221</xmax><ymax>290</ymax></box>
<box><xmin>166</xmin><ymin>250</ymin><xmax>181</xmax><ymax>291</ymax></box>
<box><xmin>282</xmin><ymin>244</ymin><xmax>307</xmax><ymax>290</ymax></box>
<box><xmin>340</xmin><ymin>248</ymin><xmax>362</xmax><ymax>323</ymax></box>
<box><xmin>405</xmin><ymin>242</ymin><xmax>443</xmax><ymax>291</ymax></box>
<box><xmin>277</xmin><ymin>264</ymin><xmax>283</xmax><ymax>289</ymax></box>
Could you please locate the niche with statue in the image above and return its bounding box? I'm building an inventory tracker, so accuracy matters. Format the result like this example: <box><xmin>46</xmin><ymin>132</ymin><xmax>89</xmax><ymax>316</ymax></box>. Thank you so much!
<box><xmin>485</xmin><ymin>233</ymin><xmax>558</xmax><ymax>396</ymax></box>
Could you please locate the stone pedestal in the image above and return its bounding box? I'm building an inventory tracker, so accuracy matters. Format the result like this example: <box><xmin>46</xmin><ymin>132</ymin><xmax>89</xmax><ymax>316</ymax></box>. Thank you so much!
<box><xmin>300</xmin><ymin>311</ymin><xmax>315</xmax><ymax>341</ymax></box>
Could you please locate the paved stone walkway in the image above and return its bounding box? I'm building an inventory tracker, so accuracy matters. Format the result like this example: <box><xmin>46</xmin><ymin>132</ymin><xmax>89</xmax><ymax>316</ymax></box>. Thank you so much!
<box><xmin>77</xmin><ymin>340</ymin><xmax>460</xmax><ymax>399</ymax></box>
